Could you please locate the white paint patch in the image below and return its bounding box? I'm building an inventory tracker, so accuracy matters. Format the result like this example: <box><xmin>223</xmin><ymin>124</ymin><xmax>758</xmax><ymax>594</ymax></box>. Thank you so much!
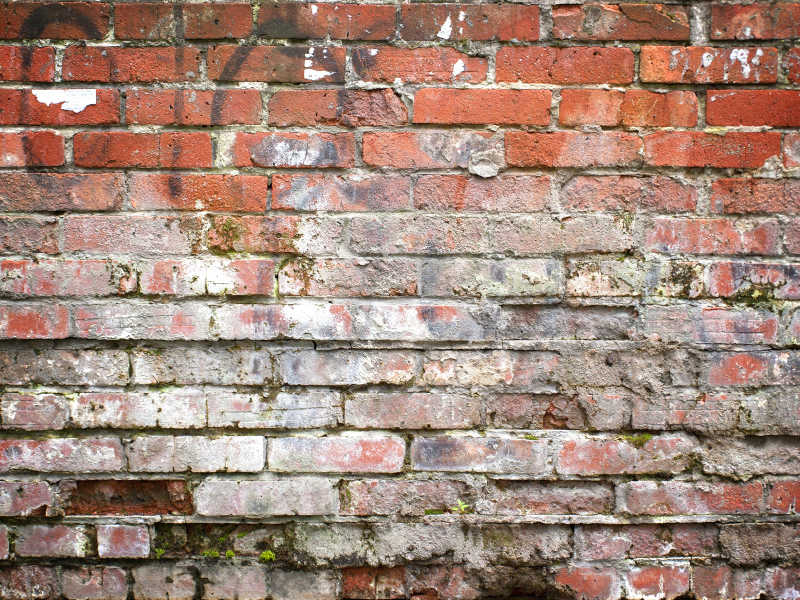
<box><xmin>452</xmin><ymin>59</ymin><xmax>465</xmax><ymax>77</ymax></box>
<box><xmin>701</xmin><ymin>52</ymin><xmax>714</xmax><ymax>68</ymax></box>
<box><xmin>458</xmin><ymin>10</ymin><xmax>466</xmax><ymax>21</ymax></box>
<box><xmin>729</xmin><ymin>48</ymin><xmax>752</xmax><ymax>78</ymax></box>
<box><xmin>311</xmin><ymin>4</ymin><xmax>318</xmax><ymax>14</ymax></box>
<box><xmin>436</xmin><ymin>14</ymin><xmax>452</xmax><ymax>39</ymax></box>
<box><xmin>370</xmin><ymin>49</ymin><xmax>379</xmax><ymax>56</ymax></box>
<box><xmin>304</xmin><ymin>69</ymin><xmax>334</xmax><ymax>81</ymax></box>
<box><xmin>32</xmin><ymin>89</ymin><xmax>97</xmax><ymax>113</ymax></box>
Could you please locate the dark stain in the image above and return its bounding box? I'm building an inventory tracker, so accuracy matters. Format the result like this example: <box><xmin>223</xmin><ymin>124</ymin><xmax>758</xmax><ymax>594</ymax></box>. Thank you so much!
<box><xmin>351</xmin><ymin>48</ymin><xmax>379</xmax><ymax>79</ymax></box>
<box><xmin>167</xmin><ymin>174</ymin><xmax>183</xmax><ymax>199</ymax></box>
<box><xmin>173</xmin><ymin>89</ymin><xmax>185</xmax><ymax>124</ymax></box>
<box><xmin>19</xmin><ymin>46</ymin><xmax>33</xmax><ymax>79</ymax></box>
<box><xmin>172</xmin><ymin>3</ymin><xmax>185</xmax><ymax>41</ymax></box>
<box><xmin>19</xmin><ymin>4</ymin><xmax>102</xmax><ymax>39</ymax></box>
<box><xmin>210</xmin><ymin>46</ymin><xmax>254</xmax><ymax>124</ymax></box>
<box><xmin>257</xmin><ymin>5</ymin><xmax>304</xmax><ymax>39</ymax></box>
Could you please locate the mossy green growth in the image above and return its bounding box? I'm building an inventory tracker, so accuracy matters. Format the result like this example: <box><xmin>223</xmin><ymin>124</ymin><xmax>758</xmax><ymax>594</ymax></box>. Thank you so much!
<box><xmin>523</xmin><ymin>434</ymin><xmax>539</xmax><ymax>441</ymax></box>
<box><xmin>225</xmin><ymin>549</ymin><xmax>235</xmax><ymax>559</ymax></box>
<box><xmin>424</xmin><ymin>509</ymin><xmax>445</xmax><ymax>515</ymax></box>
<box><xmin>258</xmin><ymin>550</ymin><xmax>276</xmax><ymax>563</ymax></box>
<box><xmin>724</xmin><ymin>282</ymin><xmax>781</xmax><ymax>311</ymax></box>
<box><xmin>618</xmin><ymin>433</ymin><xmax>654</xmax><ymax>448</ymax></box>
<box><xmin>154</xmin><ymin>547</ymin><xmax>165</xmax><ymax>559</ymax></box>
<box><xmin>201</xmin><ymin>549</ymin><xmax>220</xmax><ymax>559</ymax></box>
<box><xmin>450</xmin><ymin>499</ymin><xmax>471</xmax><ymax>514</ymax></box>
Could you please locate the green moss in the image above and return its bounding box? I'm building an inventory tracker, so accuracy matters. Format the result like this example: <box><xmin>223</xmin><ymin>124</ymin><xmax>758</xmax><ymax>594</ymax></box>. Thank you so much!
<box><xmin>225</xmin><ymin>549</ymin><xmax>235</xmax><ymax>559</ymax></box>
<box><xmin>258</xmin><ymin>549</ymin><xmax>276</xmax><ymax>563</ymax></box>
<box><xmin>424</xmin><ymin>509</ymin><xmax>445</xmax><ymax>515</ymax></box>
<box><xmin>523</xmin><ymin>434</ymin><xmax>539</xmax><ymax>441</ymax></box>
<box><xmin>201</xmin><ymin>549</ymin><xmax>220</xmax><ymax>559</ymax></box>
<box><xmin>154</xmin><ymin>547</ymin><xmax>165</xmax><ymax>559</ymax></box>
<box><xmin>724</xmin><ymin>282</ymin><xmax>781</xmax><ymax>310</ymax></box>
<box><xmin>618</xmin><ymin>433</ymin><xmax>654</xmax><ymax>449</ymax></box>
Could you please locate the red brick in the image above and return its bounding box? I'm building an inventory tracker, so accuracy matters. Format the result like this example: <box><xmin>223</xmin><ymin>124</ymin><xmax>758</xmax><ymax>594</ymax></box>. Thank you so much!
<box><xmin>562</xmin><ymin>176</ymin><xmax>696</xmax><ymax>212</ymax></box>
<box><xmin>496</xmin><ymin>47</ymin><xmax>634</xmax><ymax>83</ymax></box>
<box><xmin>126</xmin><ymin>89</ymin><xmax>261</xmax><ymax>125</ymax></box>
<box><xmin>279</xmin><ymin>258</ymin><xmax>416</xmax><ymax>297</ymax></box>
<box><xmin>184</xmin><ymin>3</ymin><xmax>252</xmax><ymax>38</ymax></box>
<box><xmin>400</xmin><ymin>4</ymin><xmax>539</xmax><ymax>41</ymax></box>
<box><xmin>272</xmin><ymin>174</ymin><xmax>410</xmax><ymax>211</ymax></box>
<box><xmin>626</xmin><ymin>566</ymin><xmax>689</xmax><ymax>599</ymax></box>
<box><xmin>0</xmin><ymin>89</ymin><xmax>119</xmax><ymax>125</ymax></box>
<box><xmin>129</xmin><ymin>173</ymin><xmax>268</xmax><ymax>212</ymax></box>
<box><xmin>352</xmin><ymin>47</ymin><xmax>487</xmax><ymax>83</ymax></box>
<box><xmin>555</xmin><ymin>567</ymin><xmax>620</xmax><ymax>600</ymax></box>
<box><xmin>74</xmin><ymin>302</ymin><xmax>212</xmax><ymax>341</ymax></box>
<box><xmin>341</xmin><ymin>480</ymin><xmax>471</xmax><ymax>517</ymax></box>
<box><xmin>554</xmin><ymin>3</ymin><xmax>689</xmax><ymax>40</ymax></box>
<box><xmin>712</xmin><ymin>3</ymin><xmax>800</xmax><ymax>39</ymax></box>
<box><xmin>0</xmin><ymin>216</ymin><xmax>59</xmax><ymax>255</ymax></box>
<box><xmin>693</xmin><ymin>566</ymin><xmax>762</xmax><ymax>600</ymax></box>
<box><xmin>484</xmin><ymin>481</ymin><xmax>614</xmax><ymax>514</ymax></box>
<box><xmin>114</xmin><ymin>3</ymin><xmax>173</xmax><ymax>39</ymax></box>
<box><xmin>342</xmin><ymin>567</ymin><xmax>406</xmax><ymax>598</ymax></box>
<box><xmin>575</xmin><ymin>524</ymin><xmax>718</xmax><ymax>560</ymax></box>
<box><xmin>206</xmin><ymin>215</ymin><xmax>304</xmax><ymax>254</ymax></box>
<box><xmin>711</xmin><ymin>178</ymin><xmax>800</xmax><ymax>214</ymax></box>
<box><xmin>0</xmin><ymin>438</ymin><xmax>124</xmax><ymax>472</ymax></box>
<box><xmin>0</xmin><ymin>173</ymin><xmax>123</xmax><ymax>211</ymax></box>
<box><xmin>415</xmin><ymin>175</ymin><xmax>550</xmax><ymax>212</ymax></box>
<box><xmin>97</xmin><ymin>524</ymin><xmax>149</xmax><ymax>558</ymax></box>
<box><xmin>707</xmin><ymin>352</ymin><xmax>773</xmax><ymax>386</ymax></box>
<box><xmin>63</xmin><ymin>46</ymin><xmax>201</xmax><ymax>82</ymax></box>
<box><xmin>0</xmin><ymin>2</ymin><xmax>109</xmax><ymax>39</ymax></box>
<box><xmin>345</xmin><ymin>392</ymin><xmax>478</xmax><ymax>429</ymax></box>
<box><xmin>15</xmin><ymin>525</ymin><xmax>90</xmax><ymax>557</ymax></box>
<box><xmin>789</xmin><ymin>219</ymin><xmax>800</xmax><ymax>254</ymax></box>
<box><xmin>0</xmin><ymin>566</ymin><xmax>59</xmax><ymax>599</ymax></box>
<box><xmin>258</xmin><ymin>3</ymin><xmax>395</xmax><ymax>40</ymax></box>
<box><xmin>363</xmin><ymin>131</ymin><xmax>497</xmax><ymax>169</ymax></box>
<box><xmin>268</xmin><ymin>89</ymin><xmax>407</xmax><ymax>127</ymax></box>
<box><xmin>269</xmin><ymin>436</ymin><xmax>405</xmax><ymax>473</ymax></box>
<box><xmin>557</xmin><ymin>434</ymin><xmax>696</xmax><ymax>476</ymax></box>
<box><xmin>414</xmin><ymin>89</ymin><xmax>550</xmax><ymax>125</ymax></box>
<box><xmin>784</xmin><ymin>132</ymin><xmax>800</xmax><ymax>168</ymax></box>
<box><xmin>506</xmin><ymin>131</ymin><xmax>642</xmax><ymax>168</ymax></box>
<box><xmin>559</xmin><ymin>89</ymin><xmax>623</xmax><ymax>127</ymax></box>
<box><xmin>707</xmin><ymin>262</ymin><xmax>800</xmax><ymax>300</ymax></box>
<box><xmin>786</xmin><ymin>48</ymin><xmax>800</xmax><ymax>85</ymax></box>
<box><xmin>234</xmin><ymin>132</ymin><xmax>354</xmax><ymax>168</ymax></box>
<box><xmin>619</xmin><ymin>481</ymin><xmax>764</xmax><ymax>515</ymax></box>
<box><xmin>208</xmin><ymin>45</ymin><xmax>345</xmax><ymax>83</ymax></box>
<box><xmin>74</xmin><ymin>132</ymin><xmax>212</xmax><ymax>168</ymax></box>
<box><xmin>644</xmin><ymin>132</ymin><xmax>780</xmax><ymax>168</ymax></box>
<box><xmin>621</xmin><ymin>90</ymin><xmax>698</xmax><ymax>127</ymax></box>
<box><xmin>0</xmin><ymin>481</ymin><xmax>53</xmax><ymax>516</ymax></box>
<box><xmin>62</xmin><ymin>479</ymin><xmax>193</xmax><ymax>515</ymax></box>
<box><xmin>64</xmin><ymin>215</ymin><xmax>203</xmax><ymax>256</ymax></box>
<box><xmin>0</xmin><ymin>46</ymin><xmax>54</xmax><ymax>81</ymax></box>
<box><xmin>768</xmin><ymin>481</ymin><xmax>800</xmax><ymax>513</ymax></box>
<box><xmin>645</xmin><ymin>305</ymin><xmax>779</xmax><ymax>344</ymax></box>
<box><xmin>62</xmin><ymin>567</ymin><xmax>128</xmax><ymax>600</ymax></box>
<box><xmin>411</xmin><ymin>436</ymin><xmax>548</xmax><ymax>474</ymax></box>
<box><xmin>707</xmin><ymin>90</ymin><xmax>800</xmax><ymax>126</ymax></box>
<box><xmin>0</xmin><ymin>304</ymin><xmax>69</xmax><ymax>339</ymax></box>
<box><xmin>645</xmin><ymin>218</ymin><xmax>780</xmax><ymax>255</ymax></box>
<box><xmin>0</xmin><ymin>131</ymin><xmax>63</xmax><ymax>167</ymax></box>
<box><xmin>1</xmin><ymin>392</ymin><xmax>69</xmax><ymax>429</ymax></box>
<box><xmin>640</xmin><ymin>46</ymin><xmax>778</xmax><ymax>83</ymax></box>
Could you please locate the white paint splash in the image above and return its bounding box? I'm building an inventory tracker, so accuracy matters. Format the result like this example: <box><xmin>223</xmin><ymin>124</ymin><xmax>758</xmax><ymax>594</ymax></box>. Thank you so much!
<box><xmin>452</xmin><ymin>59</ymin><xmax>465</xmax><ymax>77</ymax></box>
<box><xmin>310</xmin><ymin>4</ymin><xmax>318</xmax><ymax>15</ymax></box>
<box><xmin>32</xmin><ymin>89</ymin><xmax>97</xmax><ymax>113</ymax></box>
<box><xmin>303</xmin><ymin>48</ymin><xmax>333</xmax><ymax>81</ymax></box>
<box><xmin>436</xmin><ymin>14</ymin><xmax>452</xmax><ymax>39</ymax></box>
<box><xmin>701</xmin><ymin>52</ymin><xmax>714</xmax><ymax>68</ymax></box>
<box><xmin>730</xmin><ymin>48</ymin><xmax>752</xmax><ymax>79</ymax></box>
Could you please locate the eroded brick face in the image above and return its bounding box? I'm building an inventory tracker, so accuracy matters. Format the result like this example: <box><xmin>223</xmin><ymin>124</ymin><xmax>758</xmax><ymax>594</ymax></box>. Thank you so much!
<box><xmin>0</xmin><ymin>2</ymin><xmax>798</xmax><ymax>599</ymax></box>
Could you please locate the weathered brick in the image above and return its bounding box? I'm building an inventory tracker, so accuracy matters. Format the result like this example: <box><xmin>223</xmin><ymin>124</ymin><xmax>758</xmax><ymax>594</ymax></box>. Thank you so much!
<box><xmin>268</xmin><ymin>88</ymin><xmax>407</xmax><ymax>127</ymax></box>
<box><xmin>646</xmin><ymin>218</ymin><xmax>780</xmax><ymax>255</ymax></box>
<box><xmin>273</xmin><ymin>173</ymin><xmax>410</xmax><ymax>211</ymax></box>
<box><xmin>575</xmin><ymin>524</ymin><xmax>718</xmax><ymax>560</ymax></box>
<box><xmin>768</xmin><ymin>481</ymin><xmax>800</xmax><ymax>513</ymax></box>
<box><xmin>497</xmin><ymin>47</ymin><xmax>634</xmax><ymax>83</ymax></box>
<box><xmin>62</xmin><ymin>566</ymin><xmax>128</xmax><ymax>600</ymax></box>
<box><xmin>643</xmin><ymin>305</ymin><xmax>779</xmax><ymax>344</ymax></box>
<box><xmin>625</xmin><ymin>566</ymin><xmax>690</xmax><ymax>600</ymax></box>
<box><xmin>412</xmin><ymin>436</ymin><xmax>548</xmax><ymax>474</ymax></box>
<box><xmin>0</xmin><ymin>46</ymin><xmax>54</xmax><ymax>81</ymax></box>
<box><xmin>711</xmin><ymin>3</ymin><xmax>800</xmax><ymax>39</ymax></box>
<box><xmin>0</xmin><ymin>216</ymin><xmax>59</xmax><ymax>255</ymax></box>
<box><xmin>132</xmin><ymin>564</ymin><xmax>196</xmax><ymax>600</ymax></box>
<box><xmin>200</xmin><ymin>565</ymin><xmax>268</xmax><ymax>600</ymax></box>
<box><xmin>720</xmin><ymin>523</ymin><xmax>800</xmax><ymax>565</ymax></box>
<box><xmin>279</xmin><ymin>258</ymin><xmax>417</xmax><ymax>297</ymax></box>
<box><xmin>234</xmin><ymin>132</ymin><xmax>355</xmax><ymax>168</ymax></box>
<box><xmin>127</xmin><ymin>435</ymin><xmax>264</xmax><ymax>472</ymax></box>
<box><xmin>114</xmin><ymin>3</ymin><xmax>173</xmax><ymax>40</ymax></box>
<box><xmin>786</xmin><ymin>48</ymin><xmax>800</xmax><ymax>85</ymax></box>
<box><xmin>352</xmin><ymin>47</ymin><xmax>487</xmax><ymax>83</ymax></box>
<box><xmin>0</xmin><ymin>304</ymin><xmax>69</xmax><ymax>339</ymax></box>
<box><xmin>15</xmin><ymin>525</ymin><xmax>90</xmax><ymax>557</ymax></box>
<box><xmin>0</xmin><ymin>438</ymin><xmax>124</xmax><ymax>472</ymax></box>
<box><xmin>342</xmin><ymin>479</ymin><xmax>471</xmax><ymax>517</ymax></box>
<box><xmin>132</xmin><ymin>346</ymin><xmax>273</xmax><ymax>386</ymax></box>
<box><xmin>74</xmin><ymin>132</ymin><xmax>213</xmax><ymax>168</ymax></box>
<box><xmin>194</xmin><ymin>478</ymin><xmax>338</xmax><ymax>516</ymax></box>
<box><xmin>363</xmin><ymin>131</ymin><xmax>500</xmax><ymax>170</ymax></box>
<box><xmin>414</xmin><ymin>89</ymin><xmax>550</xmax><ymax>125</ymax></box>
<box><xmin>208</xmin><ymin>45</ymin><xmax>345</xmax><ymax>82</ymax></box>
<box><xmin>63</xmin><ymin>46</ymin><xmax>200</xmax><ymax>82</ymax></box>
<box><xmin>0</xmin><ymin>173</ymin><xmax>124</xmax><ymax>212</ymax></box>
<box><xmin>64</xmin><ymin>215</ymin><xmax>203</xmax><ymax>256</ymax></box>
<box><xmin>129</xmin><ymin>173</ymin><xmax>267</xmax><ymax>212</ymax></box>
<box><xmin>557</xmin><ymin>434</ymin><xmax>697</xmax><ymax>475</ymax></box>
<box><xmin>618</xmin><ymin>481</ymin><xmax>763</xmax><ymax>515</ymax></box>
<box><xmin>269</xmin><ymin>435</ymin><xmax>405</xmax><ymax>473</ymax></box>
<box><xmin>0</xmin><ymin>566</ymin><xmax>58</xmax><ymax>599</ymax></box>
<box><xmin>567</xmin><ymin>258</ymin><xmax>645</xmax><ymax>297</ymax></box>
<box><xmin>279</xmin><ymin>350</ymin><xmax>419</xmax><ymax>386</ymax></box>
<box><xmin>0</xmin><ymin>131</ymin><xmax>63</xmax><ymax>166</ymax></box>
<box><xmin>784</xmin><ymin>132</ymin><xmax>800</xmax><ymax>168</ymax></box>
<box><xmin>481</xmin><ymin>481</ymin><xmax>614</xmax><ymax>515</ymax></box>
<box><xmin>632</xmin><ymin>390</ymin><xmax>739</xmax><ymax>434</ymax></box>
<box><xmin>421</xmin><ymin>258</ymin><xmax>561</xmax><ymax>297</ymax></box>
<box><xmin>0</xmin><ymin>348</ymin><xmax>129</xmax><ymax>386</ymax></box>
<box><xmin>208</xmin><ymin>390</ymin><xmax>341</xmax><ymax>429</ymax></box>
<box><xmin>345</xmin><ymin>392</ymin><xmax>478</xmax><ymax>430</ymax></box>
<box><xmin>97</xmin><ymin>524</ymin><xmax>150</xmax><ymax>558</ymax></box>
<box><xmin>0</xmin><ymin>481</ymin><xmax>53</xmax><ymax>516</ymax></box>
<box><xmin>258</xmin><ymin>3</ymin><xmax>394</xmax><ymax>40</ymax></box>
<box><xmin>422</xmin><ymin>350</ymin><xmax>558</xmax><ymax>387</ymax></box>
<box><xmin>553</xmin><ymin>4</ymin><xmax>689</xmax><ymax>40</ymax></box>
<box><xmin>644</xmin><ymin>131</ymin><xmax>780</xmax><ymax>168</ymax></box>
<box><xmin>0</xmin><ymin>3</ymin><xmax>109</xmax><ymax>39</ymax></box>
<box><xmin>414</xmin><ymin>175</ymin><xmax>550</xmax><ymax>212</ymax></box>
<box><xmin>126</xmin><ymin>89</ymin><xmax>261</xmax><ymax>125</ymax></box>
<box><xmin>555</xmin><ymin>566</ymin><xmax>621</xmax><ymax>600</ymax></box>
<box><xmin>400</xmin><ymin>4</ymin><xmax>539</xmax><ymax>41</ymax></box>
<box><xmin>0</xmin><ymin>89</ymin><xmax>119</xmax><ymax>125</ymax></box>
<box><xmin>506</xmin><ymin>131</ymin><xmax>641</xmax><ymax>168</ymax></box>
<box><xmin>640</xmin><ymin>46</ymin><xmax>778</xmax><ymax>83</ymax></box>
<box><xmin>692</xmin><ymin>565</ymin><xmax>762</xmax><ymax>600</ymax></box>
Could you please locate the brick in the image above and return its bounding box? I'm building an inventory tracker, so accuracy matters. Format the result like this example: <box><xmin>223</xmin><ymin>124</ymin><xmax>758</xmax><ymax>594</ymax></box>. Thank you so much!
<box><xmin>559</xmin><ymin>89</ymin><xmax>623</xmax><ymax>127</ymax></box>
<box><xmin>501</xmin><ymin>305</ymin><xmax>634</xmax><ymax>340</ymax></box>
<box><xmin>557</xmin><ymin>434</ymin><xmax>697</xmax><ymax>475</ymax></box>
<box><xmin>0</xmin><ymin>566</ymin><xmax>59</xmax><ymax>599</ymax></box>
<box><xmin>711</xmin><ymin>178</ymin><xmax>800</xmax><ymax>214</ymax></box>
<box><xmin>206</xmin><ymin>215</ymin><xmax>340</xmax><ymax>255</ymax></box>
<box><xmin>201</xmin><ymin>566</ymin><xmax>268</xmax><ymax>600</ymax></box>
<box><xmin>496</xmin><ymin>47</ymin><xmax>634</xmax><ymax>83</ymax></box>
<box><xmin>632</xmin><ymin>391</ymin><xmax>739</xmax><ymax>434</ymax></box>
<box><xmin>62</xmin><ymin>479</ymin><xmax>192</xmax><ymax>516</ymax></box>
<box><xmin>625</xmin><ymin>566</ymin><xmax>690</xmax><ymax>600</ymax></box>
<box><xmin>0</xmin><ymin>438</ymin><xmax>124</xmax><ymax>473</ymax></box>
<box><xmin>786</xmin><ymin>48</ymin><xmax>800</xmax><ymax>85</ymax></box>
<box><xmin>702</xmin><ymin>437</ymin><xmax>800</xmax><ymax>480</ymax></box>
<box><xmin>348</xmin><ymin>215</ymin><xmax>487</xmax><ymax>255</ymax></box>
<box><xmin>554</xmin><ymin>567</ymin><xmax>621</xmax><ymax>600</ymax></box>
<box><xmin>0</xmin><ymin>304</ymin><xmax>68</xmax><ymax>339</ymax></box>
<box><xmin>129</xmin><ymin>173</ymin><xmax>267</xmax><ymax>212</ymax></box>
<box><xmin>0</xmin><ymin>46</ymin><xmax>54</xmax><ymax>81</ymax></box>
<box><xmin>421</xmin><ymin>258</ymin><xmax>561</xmax><ymax>297</ymax></box>
<box><xmin>706</xmin><ymin>351</ymin><xmax>798</xmax><ymax>386</ymax></box>
<box><xmin>400</xmin><ymin>4</ymin><xmax>539</xmax><ymax>41</ymax></box>
<box><xmin>269</xmin><ymin>435</ymin><xmax>405</xmax><ymax>473</ymax></box>
<box><xmin>0</xmin><ymin>88</ymin><xmax>119</xmax><ymax>125</ymax></box>
<box><xmin>562</xmin><ymin>175</ymin><xmax>695</xmax><ymax>212</ymax></box>
<box><xmin>352</xmin><ymin>47</ymin><xmax>487</xmax><ymax>83</ymax></box>
<box><xmin>470</xmin><ymin>524</ymin><xmax>571</xmax><ymax>565</ymax></box>
<box><xmin>784</xmin><ymin>132</ymin><xmax>800</xmax><ymax>168</ymax></box>
<box><xmin>345</xmin><ymin>392</ymin><xmax>479</xmax><ymax>430</ymax></box>
<box><xmin>208</xmin><ymin>45</ymin><xmax>345</xmax><ymax>83</ymax></box>
<box><xmin>3</xmin><ymin>392</ymin><xmax>70</xmax><ymax>432</ymax></box>
<box><xmin>411</xmin><ymin>436</ymin><xmax>548</xmax><ymax>474</ymax></box>
<box><xmin>788</xmin><ymin>219</ymin><xmax>800</xmax><ymax>253</ymax></box>
<box><xmin>767</xmin><ymin>569</ymin><xmax>800</xmax><ymax>600</ymax></box>
<box><xmin>414</xmin><ymin>89</ymin><xmax>550</xmax><ymax>125</ymax></box>
<box><xmin>271</xmin><ymin>570</ymin><xmax>338</xmax><ymax>600</ymax></box>
<box><xmin>640</xmin><ymin>46</ymin><xmax>778</xmax><ymax>83</ymax></box>
<box><xmin>0</xmin><ymin>348</ymin><xmax>129</xmax><ymax>386</ymax></box>
<box><xmin>618</xmin><ymin>481</ymin><xmax>763</xmax><ymax>515</ymax></box>
<box><xmin>644</xmin><ymin>131</ymin><xmax>779</xmax><ymax>168</ymax></box>
<box><xmin>692</xmin><ymin>566</ymin><xmax>762</xmax><ymax>600</ymax></box>
<box><xmin>268</xmin><ymin>88</ymin><xmax>407</xmax><ymax>127</ymax></box>
<box><xmin>194</xmin><ymin>478</ymin><xmax>338</xmax><ymax>516</ymax></box>
<box><xmin>575</xmin><ymin>524</ymin><xmax>718</xmax><ymax>560</ymax></box>
<box><xmin>0</xmin><ymin>481</ymin><xmax>53</xmax><ymax>516</ymax></box>
<box><xmin>273</xmin><ymin>174</ymin><xmax>410</xmax><ymax>211</ymax></box>
<box><xmin>114</xmin><ymin>3</ymin><xmax>174</xmax><ymax>39</ymax></box>
<box><xmin>711</xmin><ymin>3</ymin><xmax>800</xmax><ymax>39</ymax></box>
<box><xmin>72</xmin><ymin>301</ymin><xmax>212</xmax><ymax>340</ymax></box>
<box><xmin>720</xmin><ymin>523</ymin><xmax>800</xmax><ymax>565</ymax></box>
<box><xmin>64</xmin><ymin>215</ymin><xmax>203</xmax><ymax>256</ymax></box>
<box><xmin>74</xmin><ymin>132</ymin><xmax>212</xmax><ymax>168</ymax></box>
<box><xmin>126</xmin><ymin>89</ymin><xmax>261</xmax><ymax>125</ymax></box>
<box><xmin>184</xmin><ymin>3</ymin><xmax>252</xmax><ymax>38</ymax></box>
<box><xmin>708</xmin><ymin>90</ymin><xmax>800</xmax><ymax>126</ymax></box>
<box><xmin>258</xmin><ymin>3</ymin><xmax>394</xmax><ymax>40</ymax></box>
<box><xmin>342</xmin><ymin>479</ymin><xmax>471</xmax><ymax>517</ymax></box>
<box><xmin>97</xmin><ymin>524</ymin><xmax>150</xmax><ymax>558</ymax></box>
<box><xmin>0</xmin><ymin>131</ymin><xmax>63</xmax><ymax>166</ymax></box>
<box><xmin>621</xmin><ymin>90</ymin><xmax>698</xmax><ymax>127</ymax></box>
<box><xmin>132</xmin><ymin>565</ymin><xmax>196</xmax><ymax>600</ymax></box>
<box><xmin>63</xmin><ymin>47</ymin><xmax>200</xmax><ymax>82</ymax></box>
<box><xmin>645</xmin><ymin>218</ymin><xmax>780</xmax><ymax>255</ymax></box>
<box><xmin>0</xmin><ymin>3</ymin><xmax>109</xmax><ymax>39</ymax></box>
<box><xmin>414</xmin><ymin>175</ymin><xmax>550</xmax><ymax>212</ymax></box>
<box><xmin>140</xmin><ymin>258</ymin><xmax>275</xmax><ymax>296</ymax></box>
<box><xmin>643</xmin><ymin>305</ymin><xmax>778</xmax><ymax>344</ymax></box>
<box><xmin>553</xmin><ymin>4</ymin><xmax>689</xmax><ymax>40</ymax></box>
<box><xmin>422</xmin><ymin>350</ymin><xmax>558</xmax><ymax>387</ymax></box>
<box><xmin>127</xmin><ymin>435</ymin><xmax>264</xmax><ymax>472</ymax></box>
<box><xmin>486</xmin><ymin>393</ymin><xmax>586</xmax><ymax>429</ymax></box>
<box><xmin>506</xmin><ymin>131</ymin><xmax>641</xmax><ymax>168</ymax></box>
<box><xmin>0</xmin><ymin>173</ymin><xmax>123</xmax><ymax>212</ymax></box>
<box><xmin>132</xmin><ymin>347</ymin><xmax>273</xmax><ymax>386</ymax></box>
<box><xmin>68</xmin><ymin>390</ymin><xmax>205</xmax><ymax>429</ymax></box>
<box><xmin>482</xmin><ymin>481</ymin><xmax>614</xmax><ymax>515</ymax></box>
<box><xmin>208</xmin><ymin>390</ymin><xmax>341</xmax><ymax>429</ymax></box>
<box><xmin>0</xmin><ymin>216</ymin><xmax>58</xmax><ymax>255</ymax></box>
<box><xmin>768</xmin><ymin>481</ymin><xmax>800</xmax><ymax>513</ymax></box>
<box><xmin>15</xmin><ymin>525</ymin><xmax>90</xmax><ymax>557</ymax></box>
<box><xmin>363</xmin><ymin>131</ymin><xmax>500</xmax><ymax>169</ymax></box>
<box><xmin>567</xmin><ymin>258</ymin><xmax>644</xmax><ymax>297</ymax></box>
<box><xmin>279</xmin><ymin>258</ymin><xmax>417</xmax><ymax>297</ymax></box>
<box><xmin>279</xmin><ymin>350</ymin><xmax>419</xmax><ymax>386</ymax></box>
<box><xmin>342</xmin><ymin>567</ymin><xmax>406</xmax><ymax>598</ymax></box>
<box><xmin>62</xmin><ymin>567</ymin><xmax>128</xmax><ymax>600</ymax></box>
<box><xmin>234</xmin><ymin>132</ymin><xmax>354</xmax><ymax>168</ymax></box>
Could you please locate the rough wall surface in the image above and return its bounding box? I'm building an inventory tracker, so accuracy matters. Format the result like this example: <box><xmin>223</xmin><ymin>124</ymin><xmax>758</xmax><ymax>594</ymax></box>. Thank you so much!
<box><xmin>0</xmin><ymin>0</ymin><xmax>799</xmax><ymax>598</ymax></box>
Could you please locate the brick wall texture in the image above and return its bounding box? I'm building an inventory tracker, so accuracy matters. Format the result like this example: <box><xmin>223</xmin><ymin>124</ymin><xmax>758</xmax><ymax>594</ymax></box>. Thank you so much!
<box><xmin>0</xmin><ymin>0</ymin><xmax>799</xmax><ymax>598</ymax></box>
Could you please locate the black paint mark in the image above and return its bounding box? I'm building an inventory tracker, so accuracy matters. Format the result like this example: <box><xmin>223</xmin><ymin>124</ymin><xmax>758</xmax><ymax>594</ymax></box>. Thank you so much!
<box><xmin>19</xmin><ymin>4</ymin><xmax>102</xmax><ymax>39</ymax></box>
<box><xmin>210</xmin><ymin>46</ymin><xmax>253</xmax><ymax>125</ymax></box>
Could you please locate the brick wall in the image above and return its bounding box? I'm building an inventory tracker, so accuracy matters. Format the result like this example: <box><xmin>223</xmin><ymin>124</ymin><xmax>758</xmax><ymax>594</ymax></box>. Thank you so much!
<box><xmin>0</xmin><ymin>1</ymin><xmax>799</xmax><ymax>598</ymax></box>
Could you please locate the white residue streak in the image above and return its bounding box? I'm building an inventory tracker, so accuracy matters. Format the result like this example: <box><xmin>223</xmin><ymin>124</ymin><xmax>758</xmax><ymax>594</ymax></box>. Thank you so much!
<box><xmin>701</xmin><ymin>52</ymin><xmax>714</xmax><ymax>68</ymax></box>
<box><xmin>311</xmin><ymin>4</ymin><xmax>318</xmax><ymax>14</ymax></box>
<box><xmin>303</xmin><ymin>47</ymin><xmax>334</xmax><ymax>81</ymax></box>
<box><xmin>452</xmin><ymin>59</ymin><xmax>465</xmax><ymax>77</ymax></box>
<box><xmin>32</xmin><ymin>89</ymin><xmax>97</xmax><ymax>113</ymax></box>
<box><xmin>729</xmin><ymin>48</ymin><xmax>752</xmax><ymax>78</ymax></box>
<box><xmin>437</xmin><ymin>14</ymin><xmax>452</xmax><ymax>39</ymax></box>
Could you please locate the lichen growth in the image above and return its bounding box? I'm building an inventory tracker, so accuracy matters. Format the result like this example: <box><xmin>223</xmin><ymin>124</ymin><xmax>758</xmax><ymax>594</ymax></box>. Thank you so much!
<box><xmin>618</xmin><ymin>433</ymin><xmax>654</xmax><ymax>448</ymax></box>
